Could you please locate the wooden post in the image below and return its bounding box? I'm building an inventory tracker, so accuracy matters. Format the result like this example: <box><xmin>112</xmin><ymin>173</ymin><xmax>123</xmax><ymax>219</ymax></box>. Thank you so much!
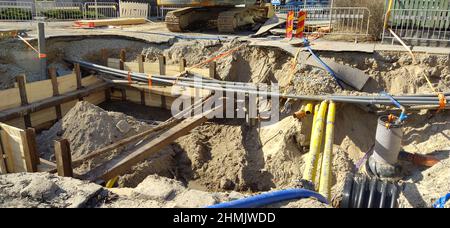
<box><xmin>119</xmin><ymin>49</ymin><xmax>126</xmax><ymax>70</ymax></box>
<box><xmin>101</xmin><ymin>48</ymin><xmax>109</xmax><ymax>66</ymax></box>
<box><xmin>138</xmin><ymin>54</ymin><xmax>145</xmax><ymax>73</ymax></box>
<box><xmin>49</xmin><ymin>68</ymin><xmax>62</xmax><ymax>120</ymax></box>
<box><xmin>140</xmin><ymin>91</ymin><xmax>146</xmax><ymax>105</ymax></box>
<box><xmin>105</xmin><ymin>87</ymin><xmax>111</xmax><ymax>102</ymax></box>
<box><xmin>0</xmin><ymin>137</ymin><xmax>7</xmax><ymax>174</ymax></box>
<box><xmin>160</xmin><ymin>95</ymin><xmax>166</xmax><ymax>109</ymax></box>
<box><xmin>74</xmin><ymin>63</ymin><xmax>83</xmax><ymax>101</ymax></box>
<box><xmin>20</xmin><ymin>128</ymin><xmax>39</xmax><ymax>172</ymax></box>
<box><xmin>54</xmin><ymin>139</ymin><xmax>73</xmax><ymax>177</ymax></box>
<box><xmin>209</xmin><ymin>61</ymin><xmax>217</xmax><ymax>79</ymax></box>
<box><xmin>16</xmin><ymin>75</ymin><xmax>32</xmax><ymax>128</ymax></box>
<box><xmin>121</xmin><ymin>89</ymin><xmax>127</xmax><ymax>101</ymax></box>
<box><xmin>37</xmin><ymin>22</ymin><xmax>47</xmax><ymax>80</ymax></box>
<box><xmin>74</xmin><ymin>63</ymin><xmax>82</xmax><ymax>90</ymax></box>
<box><xmin>179</xmin><ymin>58</ymin><xmax>186</xmax><ymax>72</ymax></box>
<box><xmin>159</xmin><ymin>55</ymin><xmax>166</xmax><ymax>75</ymax></box>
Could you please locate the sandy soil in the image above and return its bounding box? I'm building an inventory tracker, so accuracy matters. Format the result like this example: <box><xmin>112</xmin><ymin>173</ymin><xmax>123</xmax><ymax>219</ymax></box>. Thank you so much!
<box><xmin>1</xmin><ymin>35</ymin><xmax>450</xmax><ymax>208</ymax></box>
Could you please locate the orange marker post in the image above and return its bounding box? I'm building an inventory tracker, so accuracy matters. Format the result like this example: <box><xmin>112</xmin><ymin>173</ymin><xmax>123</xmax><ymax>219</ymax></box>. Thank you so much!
<box><xmin>296</xmin><ymin>11</ymin><xmax>307</xmax><ymax>38</ymax></box>
<box><xmin>286</xmin><ymin>11</ymin><xmax>295</xmax><ymax>39</ymax></box>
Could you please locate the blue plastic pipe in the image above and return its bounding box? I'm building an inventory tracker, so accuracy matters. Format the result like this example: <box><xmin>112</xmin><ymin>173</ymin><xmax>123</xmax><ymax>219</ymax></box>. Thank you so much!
<box><xmin>303</xmin><ymin>38</ymin><xmax>344</xmax><ymax>89</ymax></box>
<box><xmin>381</xmin><ymin>91</ymin><xmax>408</xmax><ymax>122</ymax></box>
<box><xmin>433</xmin><ymin>193</ymin><xmax>450</xmax><ymax>208</ymax></box>
<box><xmin>207</xmin><ymin>189</ymin><xmax>329</xmax><ymax>208</ymax></box>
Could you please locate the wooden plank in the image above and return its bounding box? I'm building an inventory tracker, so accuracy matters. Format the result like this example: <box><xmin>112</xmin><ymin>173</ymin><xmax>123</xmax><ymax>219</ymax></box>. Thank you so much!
<box><xmin>0</xmin><ymin>82</ymin><xmax>111</xmax><ymax>123</ymax></box>
<box><xmin>16</xmin><ymin>75</ymin><xmax>31</xmax><ymax>128</ymax></box>
<box><xmin>74</xmin><ymin>63</ymin><xmax>83</xmax><ymax>90</ymax></box>
<box><xmin>0</xmin><ymin>136</ymin><xmax>7</xmax><ymax>174</ymax></box>
<box><xmin>25</xmin><ymin>128</ymin><xmax>40</xmax><ymax>168</ymax></box>
<box><xmin>179</xmin><ymin>58</ymin><xmax>186</xmax><ymax>72</ymax></box>
<box><xmin>83</xmin><ymin>111</ymin><xmax>213</xmax><ymax>181</ymax></box>
<box><xmin>101</xmin><ymin>48</ymin><xmax>109</xmax><ymax>66</ymax></box>
<box><xmin>49</xmin><ymin>68</ymin><xmax>63</xmax><ymax>120</ymax></box>
<box><xmin>107</xmin><ymin>58</ymin><xmax>210</xmax><ymax>78</ymax></box>
<box><xmin>0</xmin><ymin>129</ymin><xmax>15</xmax><ymax>172</ymax></box>
<box><xmin>120</xmin><ymin>49</ymin><xmax>126</xmax><ymax>71</ymax></box>
<box><xmin>159</xmin><ymin>55</ymin><xmax>166</xmax><ymax>75</ymax></box>
<box><xmin>74</xmin><ymin>18</ymin><xmax>146</xmax><ymax>27</ymax></box>
<box><xmin>37</xmin><ymin>158</ymin><xmax>56</xmax><ymax>172</ymax></box>
<box><xmin>209</xmin><ymin>61</ymin><xmax>217</xmax><ymax>79</ymax></box>
<box><xmin>0</xmin><ymin>74</ymin><xmax>102</xmax><ymax>126</ymax></box>
<box><xmin>54</xmin><ymin>139</ymin><xmax>73</xmax><ymax>177</ymax></box>
<box><xmin>0</xmin><ymin>124</ymin><xmax>27</xmax><ymax>172</ymax></box>
<box><xmin>138</xmin><ymin>54</ymin><xmax>145</xmax><ymax>73</ymax></box>
<box><xmin>20</xmin><ymin>129</ymin><xmax>38</xmax><ymax>172</ymax></box>
<box><xmin>0</xmin><ymin>87</ymin><xmax>20</xmax><ymax>111</ymax></box>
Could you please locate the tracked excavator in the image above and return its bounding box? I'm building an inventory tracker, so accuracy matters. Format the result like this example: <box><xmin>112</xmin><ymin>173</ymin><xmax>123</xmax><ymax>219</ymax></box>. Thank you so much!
<box><xmin>158</xmin><ymin>0</ymin><xmax>275</xmax><ymax>33</ymax></box>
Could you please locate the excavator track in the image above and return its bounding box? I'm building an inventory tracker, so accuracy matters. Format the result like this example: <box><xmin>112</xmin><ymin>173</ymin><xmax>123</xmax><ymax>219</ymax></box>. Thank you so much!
<box><xmin>165</xmin><ymin>7</ymin><xmax>196</xmax><ymax>32</ymax></box>
<box><xmin>164</xmin><ymin>5</ymin><xmax>269</xmax><ymax>33</ymax></box>
<box><xmin>217</xmin><ymin>7</ymin><xmax>269</xmax><ymax>33</ymax></box>
<box><xmin>217</xmin><ymin>8</ymin><xmax>246</xmax><ymax>33</ymax></box>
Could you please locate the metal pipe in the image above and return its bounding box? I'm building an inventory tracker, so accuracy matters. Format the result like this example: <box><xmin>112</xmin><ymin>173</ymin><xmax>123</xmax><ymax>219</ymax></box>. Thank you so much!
<box><xmin>71</xmin><ymin>60</ymin><xmax>449</xmax><ymax>107</ymax></box>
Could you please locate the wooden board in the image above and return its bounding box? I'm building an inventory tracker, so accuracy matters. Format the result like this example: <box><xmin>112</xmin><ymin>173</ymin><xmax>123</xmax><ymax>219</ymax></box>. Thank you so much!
<box><xmin>0</xmin><ymin>136</ymin><xmax>7</xmax><ymax>174</ymax></box>
<box><xmin>0</xmin><ymin>74</ymin><xmax>106</xmax><ymax>130</ymax></box>
<box><xmin>107</xmin><ymin>58</ymin><xmax>210</xmax><ymax>78</ymax></box>
<box><xmin>37</xmin><ymin>158</ymin><xmax>56</xmax><ymax>173</ymax></box>
<box><xmin>0</xmin><ymin>123</ymin><xmax>28</xmax><ymax>173</ymax></box>
<box><xmin>82</xmin><ymin>111</ymin><xmax>212</xmax><ymax>181</ymax></box>
<box><xmin>74</xmin><ymin>18</ymin><xmax>146</xmax><ymax>27</ymax></box>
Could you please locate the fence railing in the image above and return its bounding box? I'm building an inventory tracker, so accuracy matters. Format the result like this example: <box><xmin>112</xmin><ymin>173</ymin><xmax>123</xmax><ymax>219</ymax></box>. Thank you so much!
<box><xmin>0</xmin><ymin>1</ymin><xmax>121</xmax><ymax>21</ymax></box>
<box><xmin>275</xmin><ymin>6</ymin><xmax>371</xmax><ymax>37</ymax></box>
<box><xmin>84</xmin><ymin>2</ymin><xmax>119</xmax><ymax>19</ymax></box>
<box><xmin>157</xmin><ymin>5</ymin><xmax>188</xmax><ymax>20</ymax></box>
<box><xmin>34</xmin><ymin>2</ymin><xmax>84</xmax><ymax>20</ymax></box>
<box><xmin>0</xmin><ymin>1</ymin><xmax>33</xmax><ymax>21</ymax></box>
<box><xmin>382</xmin><ymin>8</ymin><xmax>450</xmax><ymax>45</ymax></box>
<box><xmin>119</xmin><ymin>1</ymin><xmax>149</xmax><ymax>18</ymax></box>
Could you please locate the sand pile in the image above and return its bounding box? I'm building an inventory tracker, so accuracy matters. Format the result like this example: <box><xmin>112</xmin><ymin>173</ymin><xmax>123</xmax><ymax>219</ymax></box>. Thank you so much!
<box><xmin>399</xmin><ymin>155</ymin><xmax>450</xmax><ymax>208</ymax></box>
<box><xmin>173</xmin><ymin>116</ymin><xmax>354</xmax><ymax>194</ymax></box>
<box><xmin>0</xmin><ymin>173</ymin><xmax>103</xmax><ymax>208</ymax></box>
<box><xmin>37</xmin><ymin>101</ymin><xmax>150</xmax><ymax>161</ymax></box>
<box><xmin>164</xmin><ymin>40</ymin><xmax>222</xmax><ymax>65</ymax></box>
<box><xmin>37</xmin><ymin>102</ymin><xmax>176</xmax><ymax>184</ymax></box>
<box><xmin>322</xmin><ymin>52</ymin><xmax>450</xmax><ymax>95</ymax></box>
<box><xmin>102</xmin><ymin>175</ymin><xmax>328</xmax><ymax>208</ymax></box>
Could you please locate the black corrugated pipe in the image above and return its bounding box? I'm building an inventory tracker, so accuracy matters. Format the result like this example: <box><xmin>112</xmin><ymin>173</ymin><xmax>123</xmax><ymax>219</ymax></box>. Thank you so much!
<box><xmin>341</xmin><ymin>174</ymin><xmax>399</xmax><ymax>208</ymax></box>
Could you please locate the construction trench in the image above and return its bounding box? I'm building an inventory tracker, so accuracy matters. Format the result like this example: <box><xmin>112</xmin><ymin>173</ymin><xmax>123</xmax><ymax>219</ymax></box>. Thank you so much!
<box><xmin>1</xmin><ymin>32</ymin><xmax>450</xmax><ymax>208</ymax></box>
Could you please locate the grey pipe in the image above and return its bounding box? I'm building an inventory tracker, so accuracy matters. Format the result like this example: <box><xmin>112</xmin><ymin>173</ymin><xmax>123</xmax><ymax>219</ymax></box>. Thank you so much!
<box><xmin>71</xmin><ymin>60</ymin><xmax>448</xmax><ymax>107</ymax></box>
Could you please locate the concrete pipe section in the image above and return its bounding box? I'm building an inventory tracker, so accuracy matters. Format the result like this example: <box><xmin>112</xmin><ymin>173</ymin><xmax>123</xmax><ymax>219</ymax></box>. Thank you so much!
<box><xmin>368</xmin><ymin>115</ymin><xmax>403</xmax><ymax>178</ymax></box>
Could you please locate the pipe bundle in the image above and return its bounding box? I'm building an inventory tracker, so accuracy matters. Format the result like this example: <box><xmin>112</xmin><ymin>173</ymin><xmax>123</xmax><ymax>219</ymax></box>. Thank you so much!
<box><xmin>302</xmin><ymin>100</ymin><xmax>335</xmax><ymax>201</ymax></box>
<box><xmin>70</xmin><ymin>59</ymin><xmax>450</xmax><ymax>107</ymax></box>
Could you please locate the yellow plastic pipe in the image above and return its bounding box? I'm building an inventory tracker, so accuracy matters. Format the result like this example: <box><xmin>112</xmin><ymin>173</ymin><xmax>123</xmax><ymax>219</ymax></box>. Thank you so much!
<box><xmin>303</xmin><ymin>100</ymin><xmax>328</xmax><ymax>183</ymax></box>
<box><xmin>319</xmin><ymin>101</ymin><xmax>336</xmax><ymax>201</ymax></box>
<box><xmin>384</xmin><ymin>0</ymin><xmax>394</xmax><ymax>29</ymax></box>
<box><xmin>304</xmin><ymin>103</ymin><xmax>314</xmax><ymax>115</ymax></box>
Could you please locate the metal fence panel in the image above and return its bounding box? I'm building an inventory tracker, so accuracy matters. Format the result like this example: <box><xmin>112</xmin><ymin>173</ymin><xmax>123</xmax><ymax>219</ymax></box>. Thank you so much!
<box><xmin>0</xmin><ymin>1</ymin><xmax>33</xmax><ymax>21</ymax></box>
<box><xmin>34</xmin><ymin>2</ymin><xmax>85</xmax><ymax>20</ymax></box>
<box><xmin>383</xmin><ymin>8</ymin><xmax>450</xmax><ymax>44</ymax></box>
<box><xmin>84</xmin><ymin>2</ymin><xmax>119</xmax><ymax>19</ymax></box>
<box><xmin>119</xmin><ymin>1</ymin><xmax>149</xmax><ymax>18</ymax></box>
<box><xmin>275</xmin><ymin>6</ymin><xmax>371</xmax><ymax>37</ymax></box>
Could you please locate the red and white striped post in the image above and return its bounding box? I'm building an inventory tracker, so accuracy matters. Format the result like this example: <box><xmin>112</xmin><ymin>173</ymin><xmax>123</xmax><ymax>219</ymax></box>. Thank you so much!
<box><xmin>285</xmin><ymin>11</ymin><xmax>295</xmax><ymax>39</ymax></box>
<box><xmin>295</xmin><ymin>11</ymin><xmax>307</xmax><ymax>38</ymax></box>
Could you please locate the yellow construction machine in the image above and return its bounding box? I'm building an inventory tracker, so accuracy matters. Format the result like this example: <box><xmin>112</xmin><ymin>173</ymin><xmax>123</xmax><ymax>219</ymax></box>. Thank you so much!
<box><xmin>157</xmin><ymin>0</ymin><xmax>274</xmax><ymax>33</ymax></box>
